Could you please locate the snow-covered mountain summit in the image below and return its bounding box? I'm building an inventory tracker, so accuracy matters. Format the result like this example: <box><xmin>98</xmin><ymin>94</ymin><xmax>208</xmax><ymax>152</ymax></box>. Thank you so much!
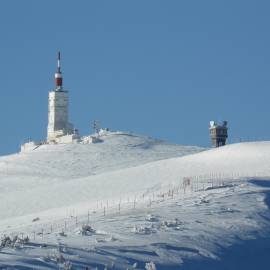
<box><xmin>1</xmin><ymin>133</ymin><xmax>270</xmax><ymax>269</ymax></box>
<box><xmin>0</xmin><ymin>131</ymin><xmax>204</xmax><ymax>179</ymax></box>
<box><xmin>0</xmin><ymin>131</ymin><xmax>203</xmax><ymax>221</ymax></box>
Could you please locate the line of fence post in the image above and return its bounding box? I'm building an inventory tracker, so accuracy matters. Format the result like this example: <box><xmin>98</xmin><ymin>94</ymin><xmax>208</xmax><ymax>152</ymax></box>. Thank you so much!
<box><xmin>7</xmin><ymin>171</ymin><xmax>253</xmax><ymax>241</ymax></box>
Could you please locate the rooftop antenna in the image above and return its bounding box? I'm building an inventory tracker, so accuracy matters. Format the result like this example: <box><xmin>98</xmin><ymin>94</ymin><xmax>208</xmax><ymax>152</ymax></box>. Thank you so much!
<box><xmin>55</xmin><ymin>51</ymin><xmax>63</xmax><ymax>89</ymax></box>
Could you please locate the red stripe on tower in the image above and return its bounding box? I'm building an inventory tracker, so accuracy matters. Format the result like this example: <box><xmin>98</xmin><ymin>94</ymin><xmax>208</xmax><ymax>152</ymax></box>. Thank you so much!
<box><xmin>55</xmin><ymin>51</ymin><xmax>63</xmax><ymax>88</ymax></box>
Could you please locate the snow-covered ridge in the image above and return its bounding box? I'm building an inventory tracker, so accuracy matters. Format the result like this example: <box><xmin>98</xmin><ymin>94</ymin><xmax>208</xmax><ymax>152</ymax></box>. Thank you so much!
<box><xmin>1</xmin><ymin>133</ymin><xmax>270</xmax><ymax>269</ymax></box>
<box><xmin>0</xmin><ymin>131</ymin><xmax>204</xmax><ymax>179</ymax></box>
<box><xmin>0</xmin><ymin>132</ymin><xmax>204</xmax><ymax>221</ymax></box>
<box><xmin>0</xmin><ymin>133</ymin><xmax>269</xmax><ymax>225</ymax></box>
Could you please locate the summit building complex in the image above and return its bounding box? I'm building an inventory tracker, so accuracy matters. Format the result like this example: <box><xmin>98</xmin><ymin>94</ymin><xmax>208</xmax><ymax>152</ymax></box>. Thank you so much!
<box><xmin>21</xmin><ymin>52</ymin><xmax>80</xmax><ymax>152</ymax></box>
<box><xmin>47</xmin><ymin>52</ymin><xmax>78</xmax><ymax>143</ymax></box>
<box><xmin>20</xmin><ymin>52</ymin><xmax>229</xmax><ymax>152</ymax></box>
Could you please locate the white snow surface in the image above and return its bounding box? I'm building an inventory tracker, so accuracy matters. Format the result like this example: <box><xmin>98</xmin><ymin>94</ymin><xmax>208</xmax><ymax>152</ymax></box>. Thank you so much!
<box><xmin>0</xmin><ymin>132</ymin><xmax>203</xmax><ymax>222</ymax></box>
<box><xmin>0</xmin><ymin>131</ymin><xmax>270</xmax><ymax>269</ymax></box>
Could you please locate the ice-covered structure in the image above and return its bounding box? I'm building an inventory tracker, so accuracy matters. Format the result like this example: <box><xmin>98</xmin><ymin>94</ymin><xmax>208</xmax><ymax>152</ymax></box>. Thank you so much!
<box><xmin>47</xmin><ymin>52</ymin><xmax>79</xmax><ymax>144</ymax></box>
<box><xmin>21</xmin><ymin>52</ymin><xmax>80</xmax><ymax>152</ymax></box>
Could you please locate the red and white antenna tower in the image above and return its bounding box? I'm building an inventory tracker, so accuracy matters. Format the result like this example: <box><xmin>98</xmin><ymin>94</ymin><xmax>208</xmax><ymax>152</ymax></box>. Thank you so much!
<box><xmin>55</xmin><ymin>51</ymin><xmax>63</xmax><ymax>88</ymax></box>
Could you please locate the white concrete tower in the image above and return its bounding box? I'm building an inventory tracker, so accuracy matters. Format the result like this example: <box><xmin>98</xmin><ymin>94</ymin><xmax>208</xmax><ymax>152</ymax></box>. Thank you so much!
<box><xmin>47</xmin><ymin>52</ymin><xmax>74</xmax><ymax>142</ymax></box>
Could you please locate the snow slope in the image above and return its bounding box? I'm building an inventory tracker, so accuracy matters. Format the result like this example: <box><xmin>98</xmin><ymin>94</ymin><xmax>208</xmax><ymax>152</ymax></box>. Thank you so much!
<box><xmin>0</xmin><ymin>132</ymin><xmax>204</xmax><ymax>226</ymax></box>
<box><xmin>0</xmin><ymin>132</ymin><xmax>203</xmax><ymax>179</ymax></box>
<box><xmin>1</xmin><ymin>132</ymin><xmax>270</xmax><ymax>269</ymax></box>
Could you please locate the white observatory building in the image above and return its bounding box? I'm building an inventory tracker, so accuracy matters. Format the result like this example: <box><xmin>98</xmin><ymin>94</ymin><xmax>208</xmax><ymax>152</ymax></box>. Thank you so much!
<box><xmin>47</xmin><ymin>52</ymin><xmax>79</xmax><ymax>144</ymax></box>
<box><xmin>20</xmin><ymin>51</ymin><xmax>107</xmax><ymax>152</ymax></box>
<box><xmin>21</xmin><ymin>52</ymin><xmax>80</xmax><ymax>151</ymax></box>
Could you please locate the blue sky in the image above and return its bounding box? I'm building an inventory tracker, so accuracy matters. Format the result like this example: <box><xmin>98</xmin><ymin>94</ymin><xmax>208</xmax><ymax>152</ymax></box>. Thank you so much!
<box><xmin>0</xmin><ymin>0</ymin><xmax>269</xmax><ymax>155</ymax></box>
